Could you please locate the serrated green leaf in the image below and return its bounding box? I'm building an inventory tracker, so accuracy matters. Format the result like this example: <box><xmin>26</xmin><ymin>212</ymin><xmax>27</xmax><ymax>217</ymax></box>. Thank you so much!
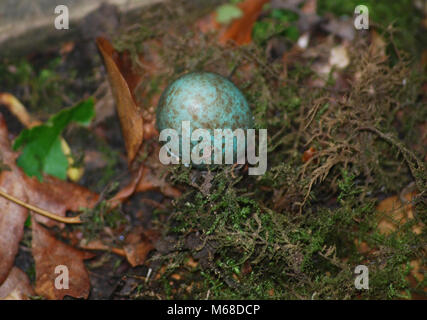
<box><xmin>13</xmin><ymin>98</ymin><xmax>95</xmax><ymax>181</ymax></box>
<box><xmin>216</xmin><ymin>4</ymin><xmax>243</xmax><ymax>25</ymax></box>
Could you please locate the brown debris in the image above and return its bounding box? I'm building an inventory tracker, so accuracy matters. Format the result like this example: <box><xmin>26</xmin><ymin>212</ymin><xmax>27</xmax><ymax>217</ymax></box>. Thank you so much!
<box><xmin>32</xmin><ymin>220</ymin><xmax>93</xmax><ymax>299</ymax></box>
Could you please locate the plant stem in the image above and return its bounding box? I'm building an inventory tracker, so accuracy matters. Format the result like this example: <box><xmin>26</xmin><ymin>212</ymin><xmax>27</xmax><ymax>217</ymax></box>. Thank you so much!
<box><xmin>0</xmin><ymin>188</ymin><xmax>82</xmax><ymax>224</ymax></box>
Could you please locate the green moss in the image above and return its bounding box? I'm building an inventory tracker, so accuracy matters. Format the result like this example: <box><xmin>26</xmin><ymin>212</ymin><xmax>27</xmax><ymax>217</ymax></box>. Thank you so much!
<box><xmin>79</xmin><ymin>200</ymin><xmax>127</xmax><ymax>243</ymax></box>
<box><xmin>0</xmin><ymin>57</ymin><xmax>76</xmax><ymax>116</ymax></box>
<box><xmin>151</xmin><ymin>34</ymin><xmax>426</xmax><ymax>299</ymax></box>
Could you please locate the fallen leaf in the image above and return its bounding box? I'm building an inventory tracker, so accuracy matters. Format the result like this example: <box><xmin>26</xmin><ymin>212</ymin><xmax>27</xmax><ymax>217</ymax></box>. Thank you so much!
<box><xmin>0</xmin><ymin>169</ymin><xmax>28</xmax><ymax>284</ymax></box>
<box><xmin>219</xmin><ymin>0</ymin><xmax>270</xmax><ymax>45</ymax></box>
<box><xmin>302</xmin><ymin>146</ymin><xmax>316</xmax><ymax>163</ymax></box>
<box><xmin>0</xmin><ymin>113</ymin><xmax>98</xmax><ymax>288</ymax></box>
<box><xmin>23</xmin><ymin>174</ymin><xmax>98</xmax><ymax>227</ymax></box>
<box><xmin>376</xmin><ymin>192</ymin><xmax>422</xmax><ymax>235</ymax></box>
<box><xmin>0</xmin><ymin>267</ymin><xmax>34</xmax><ymax>300</ymax></box>
<box><xmin>32</xmin><ymin>220</ymin><xmax>93</xmax><ymax>299</ymax></box>
<box><xmin>0</xmin><ymin>113</ymin><xmax>29</xmax><ymax>284</ymax></box>
<box><xmin>97</xmin><ymin>37</ymin><xmax>144</xmax><ymax>164</ymax></box>
<box><xmin>123</xmin><ymin>227</ymin><xmax>159</xmax><ymax>267</ymax></box>
<box><xmin>123</xmin><ymin>241</ymin><xmax>153</xmax><ymax>267</ymax></box>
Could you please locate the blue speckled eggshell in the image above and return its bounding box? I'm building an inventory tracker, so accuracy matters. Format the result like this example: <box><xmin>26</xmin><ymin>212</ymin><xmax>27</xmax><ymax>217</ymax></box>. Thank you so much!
<box><xmin>156</xmin><ymin>72</ymin><xmax>253</xmax><ymax>135</ymax></box>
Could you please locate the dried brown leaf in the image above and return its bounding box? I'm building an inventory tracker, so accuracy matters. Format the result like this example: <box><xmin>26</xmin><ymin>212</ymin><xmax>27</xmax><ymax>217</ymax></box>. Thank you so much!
<box><xmin>0</xmin><ymin>170</ymin><xmax>27</xmax><ymax>284</ymax></box>
<box><xmin>0</xmin><ymin>114</ymin><xmax>97</xmax><ymax>291</ymax></box>
<box><xmin>97</xmin><ymin>37</ymin><xmax>144</xmax><ymax>163</ymax></box>
<box><xmin>0</xmin><ymin>114</ymin><xmax>29</xmax><ymax>284</ymax></box>
<box><xmin>23</xmin><ymin>174</ymin><xmax>98</xmax><ymax>227</ymax></box>
<box><xmin>32</xmin><ymin>220</ymin><xmax>93</xmax><ymax>300</ymax></box>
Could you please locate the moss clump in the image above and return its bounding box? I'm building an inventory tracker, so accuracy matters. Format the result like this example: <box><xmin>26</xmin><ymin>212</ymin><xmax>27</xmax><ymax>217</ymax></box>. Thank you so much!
<box><xmin>160</xmin><ymin>44</ymin><xmax>424</xmax><ymax>299</ymax></box>
<box><xmin>79</xmin><ymin>199</ymin><xmax>127</xmax><ymax>244</ymax></box>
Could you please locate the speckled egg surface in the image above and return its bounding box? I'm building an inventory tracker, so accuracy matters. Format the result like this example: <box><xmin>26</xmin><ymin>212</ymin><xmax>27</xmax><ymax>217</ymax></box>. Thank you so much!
<box><xmin>156</xmin><ymin>72</ymin><xmax>253</xmax><ymax>134</ymax></box>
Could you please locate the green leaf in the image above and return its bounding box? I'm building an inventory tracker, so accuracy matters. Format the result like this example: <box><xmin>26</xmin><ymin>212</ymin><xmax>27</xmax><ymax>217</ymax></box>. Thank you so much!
<box><xmin>13</xmin><ymin>98</ymin><xmax>95</xmax><ymax>181</ymax></box>
<box><xmin>216</xmin><ymin>4</ymin><xmax>243</xmax><ymax>25</ymax></box>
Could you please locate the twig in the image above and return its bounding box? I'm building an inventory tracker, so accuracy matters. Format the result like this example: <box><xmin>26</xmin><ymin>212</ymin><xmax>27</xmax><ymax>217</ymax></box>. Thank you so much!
<box><xmin>0</xmin><ymin>188</ymin><xmax>82</xmax><ymax>224</ymax></box>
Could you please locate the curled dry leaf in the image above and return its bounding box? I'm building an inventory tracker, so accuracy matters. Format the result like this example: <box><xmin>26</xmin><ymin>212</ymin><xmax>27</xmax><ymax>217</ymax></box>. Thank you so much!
<box><xmin>0</xmin><ymin>267</ymin><xmax>34</xmax><ymax>300</ymax></box>
<box><xmin>97</xmin><ymin>37</ymin><xmax>144</xmax><ymax>164</ymax></box>
<box><xmin>32</xmin><ymin>220</ymin><xmax>93</xmax><ymax>300</ymax></box>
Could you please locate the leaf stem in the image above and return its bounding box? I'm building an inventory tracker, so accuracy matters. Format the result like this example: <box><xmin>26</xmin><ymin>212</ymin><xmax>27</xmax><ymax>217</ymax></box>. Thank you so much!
<box><xmin>0</xmin><ymin>188</ymin><xmax>82</xmax><ymax>224</ymax></box>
